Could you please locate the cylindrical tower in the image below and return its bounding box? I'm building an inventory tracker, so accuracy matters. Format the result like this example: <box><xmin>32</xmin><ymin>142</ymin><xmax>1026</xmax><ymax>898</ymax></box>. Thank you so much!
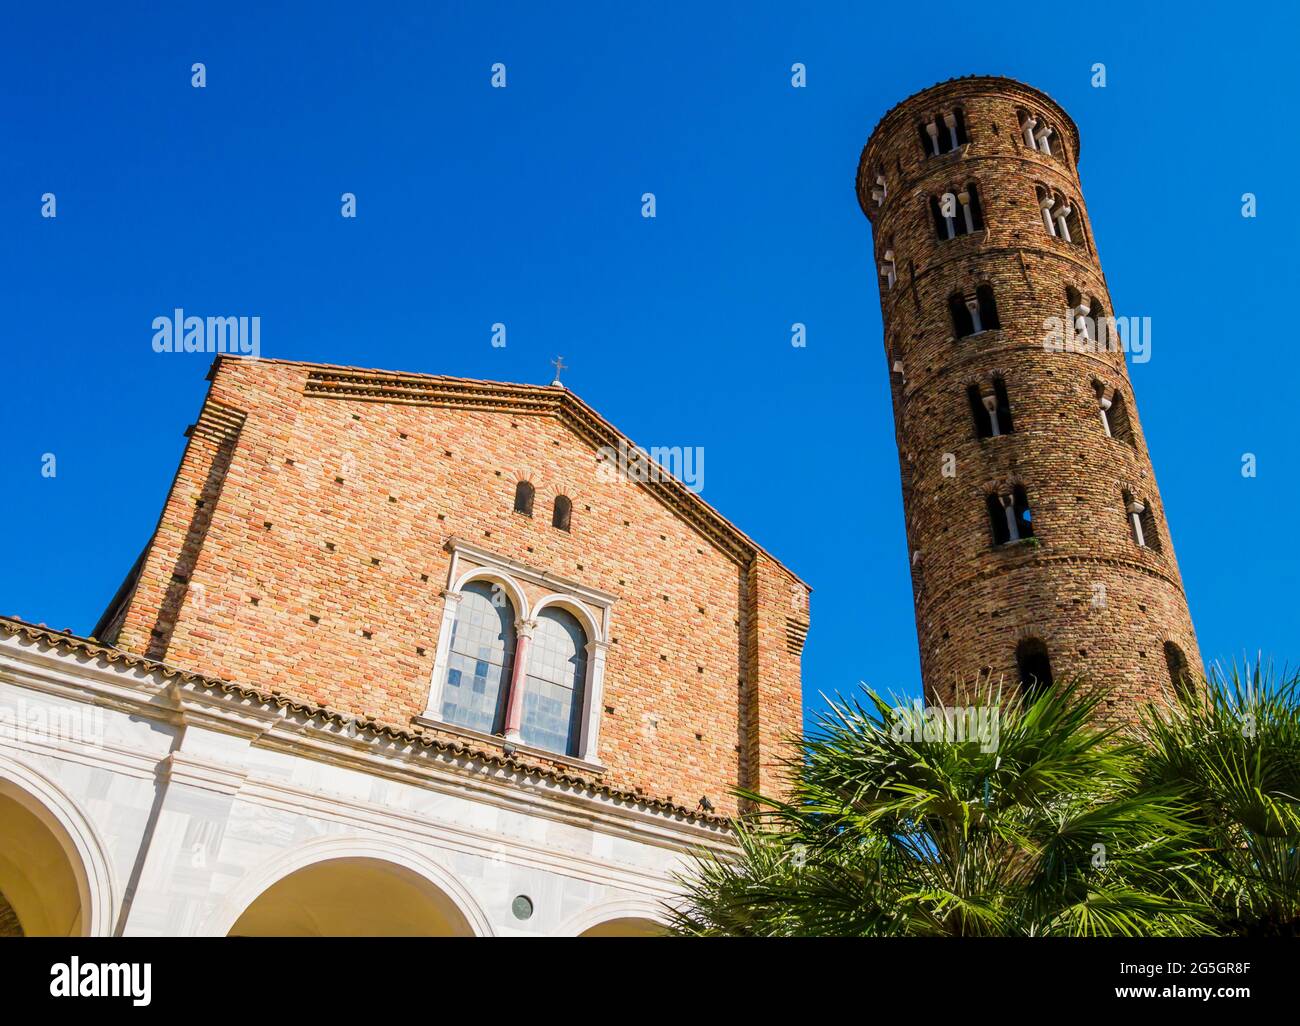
<box><xmin>856</xmin><ymin>76</ymin><xmax>1200</xmax><ymax>716</ymax></box>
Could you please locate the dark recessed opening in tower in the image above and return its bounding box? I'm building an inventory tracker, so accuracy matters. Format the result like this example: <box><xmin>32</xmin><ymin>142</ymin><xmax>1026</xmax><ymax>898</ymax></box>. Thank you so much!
<box><xmin>975</xmin><ymin>284</ymin><xmax>1000</xmax><ymax>331</ymax></box>
<box><xmin>1065</xmin><ymin>202</ymin><xmax>1083</xmax><ymax>245</ymax></box>
<box><xmin>949</xmin><ymin>292</ymin><xmax>975</xmax><ymax>338</ymax></box>
<box><xmin>992</xmin><ymin>377</ymin><xmax>1013</xmax><ymax>433</ymax></box>
<box><xmin>952</xmin><ymin>108</ymin><xmax>968</xmax><ymax>147</ymax></box>
<box><xmin>1164</xmin><ymin>641</ymin><xmax>1193</xmax><ymax>699</ymax></box>
<box><xmin>968</xmin><ymin>385</ymin><xmax>994</xmax><ymax>437</ymax></box>
<box><xmin>1016</xmin><ymin>637</ymin><xmax>1054</xmax><ymax>701</ymax></box>
<box><xmin>986</xmin><ymin>493</ymin><xmax>1009</xmax><ymax>544</ymax></box>
<box><xmin>917</xmin><ymin>121</ymin><xmax>935</xmax><ymax>156</ymax></box>
<box><xmin>965</xmin><ymin>181</ymin><xmax>984</xmax><ymax>230</ymax></box>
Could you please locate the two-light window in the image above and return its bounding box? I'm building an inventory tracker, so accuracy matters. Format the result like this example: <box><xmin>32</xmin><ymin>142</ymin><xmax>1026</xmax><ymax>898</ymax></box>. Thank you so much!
<box><xmin>1036</xmin><ymin>186</ymin><xmax>1082</xmax><ymax>243</ymax></box>
<box><xmin>986</xmin><ymin>485</ymin><xmax>1034</xmax><ymax>545</ymax></box>
<box><xmin>949</xmin><ymin>284</ymin><xmax>1000</xmax><ymax>338</ymax></box>
<box><xmin>967</xmin><ymin>378</ymin><xmax>1013</xmax><ymax>438</ymax></box>
<box><xmin>931</xmin><ymin>183</ymin><xmax>984</xmax><ymax>240</ymax></box>
<box><xmin>918</xmin><ymin>109</ymin><xmax>968</xmax><ymax>157</ymax></box>
<box><xmin>1018</xmin><ymin>110</ymin><xmax>1059</xmax><ymax>157</ymax></box>
<box><xmin>439</xmin><ymin>580</ymin><xmax>592</xmax><ymax>758</ymax></box>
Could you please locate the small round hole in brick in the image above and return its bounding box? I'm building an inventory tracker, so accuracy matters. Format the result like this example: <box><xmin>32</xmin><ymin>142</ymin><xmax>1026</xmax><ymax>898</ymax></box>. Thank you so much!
<box><xmin>511</xmin><ymin>895</ymin><xmax>534</xmax><ymax>921</ymax></box>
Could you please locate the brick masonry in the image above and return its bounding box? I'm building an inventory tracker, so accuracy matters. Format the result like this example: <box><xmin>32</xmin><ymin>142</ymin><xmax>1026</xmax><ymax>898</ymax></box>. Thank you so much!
<box><xmin>102</xmin><ymin>357</ymin><xmax>807</xmax><ymax>815</ymax></box>
<box><xmin>857</xmin><ymin>77</ymin><xmax>1201</xmax><ymax>716</ymax></box>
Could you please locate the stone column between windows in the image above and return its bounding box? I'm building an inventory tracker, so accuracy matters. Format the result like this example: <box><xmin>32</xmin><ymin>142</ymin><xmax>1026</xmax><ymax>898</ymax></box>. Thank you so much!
<box><xmin>1055</xmin><ymin>204</ymin><xmax>1073</xmax><ymax>241</ymax></box>
<box><xmin>1040</xmin><ymin>194</ymin><xmax>1057</xmax><ymax>234</ymax></box>
<box><xmin>1001</xmin><ymin>494</ymin><xmax>1020</xmax><ymax>542</ymax></box>
<box><xmin>958</xmin><ymin>191</ymin><xmax>974</xmax><ymax>234</ymax></box>
<box><xmin>1128</xmin><ymin>501</ymin><xmax>1147</xmax><ymax>547</ymax></box>
<box><xmin>502</xmin><ymin>618</ymin><xmax>537</xmax><ymax>742</ymax></box>
<box><xmin>982</xmin><ymin>393</ymin><xmax>1001</xmax><ymax>436</ymax></box>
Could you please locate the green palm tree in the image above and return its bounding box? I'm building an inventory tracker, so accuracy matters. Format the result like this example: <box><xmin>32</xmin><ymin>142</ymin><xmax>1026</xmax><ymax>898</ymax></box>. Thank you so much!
<box><xmin>1137</xmin><ymin>660</ymin><xmax>1300</xmax><ymax>936</ymax></box>
<box><xmin>670</xmin><ymin>680</ymin><xmax>1207</xmax><ymax>936</ymax></box>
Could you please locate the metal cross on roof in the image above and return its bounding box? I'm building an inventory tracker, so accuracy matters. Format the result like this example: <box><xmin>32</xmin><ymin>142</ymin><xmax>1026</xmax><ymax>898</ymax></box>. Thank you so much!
<box><xmin>550</xmin><ymin>355</ymin><xmax>567</xmax><ymax>387</ymax></box>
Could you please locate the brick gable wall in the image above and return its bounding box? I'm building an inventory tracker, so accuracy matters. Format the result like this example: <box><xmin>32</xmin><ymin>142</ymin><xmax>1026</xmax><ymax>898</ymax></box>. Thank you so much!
<box><xmin>109</xmin><ymin>358</ymin><xmax>805</xmax><ymax>815</ymax></box>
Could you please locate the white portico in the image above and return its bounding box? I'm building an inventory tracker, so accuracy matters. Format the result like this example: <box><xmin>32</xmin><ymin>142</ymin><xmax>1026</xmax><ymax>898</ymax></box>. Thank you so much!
<box><xmin>0</xmin><ymin>618</ymin><xmax>729</xmax><ymax>937</ymax></box>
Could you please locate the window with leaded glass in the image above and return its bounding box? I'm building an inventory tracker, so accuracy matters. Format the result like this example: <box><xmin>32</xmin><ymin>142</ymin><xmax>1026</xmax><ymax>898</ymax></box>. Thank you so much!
<box><xmin>440</xmin><ymin>580</ymin><xmax>516</xmax><ymax>735</ymax></box>
<box><xmin>519</xmin><ymin>607</ymin><xmax>587</xmax><ymax>757</ymax></box>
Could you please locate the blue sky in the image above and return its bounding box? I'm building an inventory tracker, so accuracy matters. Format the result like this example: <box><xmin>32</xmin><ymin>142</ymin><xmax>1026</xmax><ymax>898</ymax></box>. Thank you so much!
<box><xmin>2</xmin><ymin>1</ymin><xmax>1296</xmax><ymax>724</ymax></box>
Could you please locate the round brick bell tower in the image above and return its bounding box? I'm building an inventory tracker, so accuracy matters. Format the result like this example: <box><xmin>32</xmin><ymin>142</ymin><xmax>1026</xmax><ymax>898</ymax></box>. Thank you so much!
<box><xmin>856</xmin><ymin>76</ymin><xmax>1200</xmax><ymax>717</ymax></box>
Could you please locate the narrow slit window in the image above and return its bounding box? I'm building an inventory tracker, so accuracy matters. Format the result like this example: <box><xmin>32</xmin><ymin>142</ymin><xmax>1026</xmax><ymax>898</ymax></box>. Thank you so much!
<box><xmin>552</xmin><ymin>494</ymin><xmax>572</xmax><ymax>532</ymax></box>
<box><xmin>513</xmin><ymin>480</ymin><xmax>535</xmax><ymax>516</ymax></box>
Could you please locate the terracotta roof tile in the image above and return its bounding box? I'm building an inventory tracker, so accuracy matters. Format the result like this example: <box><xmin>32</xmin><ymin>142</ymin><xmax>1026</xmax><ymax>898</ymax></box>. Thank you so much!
<box><xmin>0</xmin><ymin>615</ymin><xmax>730</xmax><ymax>828</ymax></box>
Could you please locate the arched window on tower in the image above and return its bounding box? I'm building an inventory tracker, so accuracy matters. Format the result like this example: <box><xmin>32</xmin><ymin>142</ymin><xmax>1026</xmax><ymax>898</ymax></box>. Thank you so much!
<box><xmin>440</xmin><ymin>581</ymin><xmax>516</xmax><ymax>736</ymax></box>
<box><xmin>552</xmin><ymin>494</ymin><xmax>572</xmax><ymax>532</ymax></box>
<box><xmin>1018</xmin><ymin>109</ymin><xmax>1057</xmax><ymax>156</ymax></box>
<box><xmin>950</xmin><ymin>285</ymin><xmax>999</xmax><ymax>338</ymax></box>
<box><xmin>967</xmin><ymin>378</ymin><xmax>1013</xmax><ymax>438</ymax></box>
<box><xmin>1037</xmin><ymin>186</ymin><xmax>1081</xmax><ymax>243</ymax></box>
<box><xmin>513</xmin><ymin>480</ymin><xmax>535</xmax><ymax>516</ymax></box>
<box><xmin>1016</xmin><ymin>637</ymin><xmax>1054</xmax><ymax>702</ymax></box>
<box><xmin>987</xmin><ymin>485</ymin><xmax>1033</xmax><ymax>545</ymax></box>
<box><xmin>1122</xmin><ymin>490</ymin><xmax>1162</xmax><ymax>552</ymax></box>
<box><xmin>1095</xmin><ymin>382</ymin><xmax>1136</xmax><ymax>447</ymax></box>
<box><xmin>1164</xmin><ymin>641</ymin><xmax>1193</xmax><ymax>699</ymax></box>
<box><xmin>918</xmin><ymin>108</ymin><xmax>968</xmax><ymax>157</ymax></box>
<box><xmin>1067</xmin><ymin>288</ymin><xmax>1113</xmax><ymax>349</ymax></box>
<box><xmin>931</xmin><ymin>182</ymin><xmax>985</xmax><ymax>240</ymax></box>
<box><xmin>1038</xmin><ymin>185</ymin><xmax>1058</xmax><ymax>236</ymax></box>
<box><xmin>519</xmin><ymin>607</ymin><xmax>588</xmax><ymax>757</ymax></box>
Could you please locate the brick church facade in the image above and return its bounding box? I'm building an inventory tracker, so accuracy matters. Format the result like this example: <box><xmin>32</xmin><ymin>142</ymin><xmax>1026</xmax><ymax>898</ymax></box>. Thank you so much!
<box><xmin>0</xmin><ymin>356</ymin><xmax>806</xmax><ymax>936</ymax></box>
